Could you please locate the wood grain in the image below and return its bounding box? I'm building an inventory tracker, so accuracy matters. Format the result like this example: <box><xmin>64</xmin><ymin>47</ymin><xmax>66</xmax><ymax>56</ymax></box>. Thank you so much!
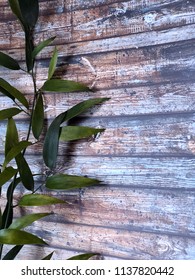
<box><xmin>0</xmin><ymin>0</ymin><xmax>195</xmax><ymax>260</ymax></box>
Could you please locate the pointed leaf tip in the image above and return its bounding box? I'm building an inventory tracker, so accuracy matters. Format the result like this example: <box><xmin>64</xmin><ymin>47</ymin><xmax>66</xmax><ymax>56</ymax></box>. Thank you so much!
<box><xmin>43</xmin><ymin>98</ymin><xmax>109</xmax><ymax>169</ymax></box>
<box><xmin>48</xmin><ymin>47</ymin><xmax>58</xmax><ymax>80</ymax></box>
<box><xmin>67</xmin><ymin>253</ymin><xmax>99</xmax><ymax>260</ymax></box>
<box><xmin>18</xmin><ymin>194</ymin><xmax>65</xmax><ymax>207</ymax></box>
<box><xmin>32</xmin><ymin>37</ymin><xmax>56</xmax><ymax>59</ymax></box>
<box><xmin>32</xmin><ymin>93</ymin><xmax>44</xmax><ymax>139</ymax></box>
<box><xmin>42</xmin><ymin>79</ymin><xmax>89</xmax><ymax>93</ymax></box>
<box><xmin>0</xmin><ymin>52</ymin><xmax>20</xmax><ymax>70</ymax></box>
<box><xmin>60</xmin><ymin>126</ymin><xmax>105</xmax><ymax>141</ymax></box>
<box><xmin>0</xmin><ymin>229</ymin><xmax>47</xmax><ymax>245</ymax></box>
<box><xmin>9</xmin><ymin>213</ymin><xmax>52</xmax><ymax>230</ymax></box>
<box><xmin>46</xmin><ymin>174</ymin><xmax>101</xmax><ymax>190</ymax></box>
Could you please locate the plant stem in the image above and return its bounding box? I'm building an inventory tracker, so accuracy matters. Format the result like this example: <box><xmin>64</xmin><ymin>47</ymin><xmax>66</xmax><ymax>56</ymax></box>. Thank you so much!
<box><xmin>25</xmin><ymin>70</ymin><xmax>38</xmax><ymax>143</ymax></box>
<box><xmin>0</xmin><ymin>64</ymin><xmax>38</xmax><ymax>260</ymax></box>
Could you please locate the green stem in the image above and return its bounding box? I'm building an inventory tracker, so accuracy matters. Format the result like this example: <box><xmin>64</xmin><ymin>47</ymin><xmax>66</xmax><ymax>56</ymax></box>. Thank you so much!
<box><xmin>25</xmin><ymin>70</ymin><xmax>38</xmax><ymax>143</ymax></box>
<box><xmin>0</xmin><ymin>174</ymin><xmax>17</xmax><ymax>259</ymax></box>
<box><xmin>0</xmin><ymin>64</ymin><xmax>38</xmax><ymax>260</ymax></box>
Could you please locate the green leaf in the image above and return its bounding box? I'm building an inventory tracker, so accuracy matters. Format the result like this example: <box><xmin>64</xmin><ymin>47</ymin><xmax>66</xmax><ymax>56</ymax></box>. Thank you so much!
<box><xmin>18</xmin><ymin>194</ymin><xmax>65</xmax><ymax>207</ymax></box>
<box><xmin>48</xmin><ymin>47</ymin><xmax>58</xmax><ymax>80</ymax></box>
<box><xmin>9</xmin><ymin>213</ymin><xmax>52</xmax><ymax>230</ymax></box>
<box><xmin>15</xmin><ymin>153</ymin><xmax>34</xmax><ymax>191</ymax></box>
<box><xmin>43</xmin><ymin>98</ymin><xmax>109</xmax><ymax>169</ymax></box>
<box><xmin>67</xmin><ymin>253</ymin><xmax>99</xmax><ymax>260</ymax></box>
<box><xmin>42</xmin><ymin>251</ymin><xmax>54</xmax><ymax>260</ymax></box>
<box><xmin>2</xmin><ymin>245</ymin><xmax>23</xmax><ymax>260</ymax></box>
<box><xmin>0</xmin><ymin>167</ymin><xmax>17</xmax><ymax>189</ymax></box>
<box><xmin>8</xmin><ymin>0</ymin><xmax>25</xmax><ymax>29</ymax></box>
<box><xmin>0</xmin><ymin>229</ymin><xmax>47</xmax><ymax>245</ymax></box>
<box><xmin>32</xmin><ymin>93</ymin><xmax>44</xmax><ymax>139</ymax></box>
<box><xmin>2</xmin><ymin>141</ymin><xmax>32</xmax><ymax>170</ymax></box>
<box><xmin>43</xmin><ymin>113</ymin><xmax>68</xmax><ymax>169</ymax></box>
<box><xmin>25</xmin><ymin>32</ymin><xmax>34</xmax><ymax>72</ymax></box>
<box><xmin>18</xmin><ymin>0</ymin><xmax>39</xmax><ymax>28</ymax></box>
<box><xmin>61</xmin><ymin>98</ymin><xmax>109</xmax><ymax>122</ymax></box>
<box><xmin>32</xmin><ymin>37</ymin><xmax>56</xmax><ymax>59</ymax></box>
<box><xmin>42</xmin><ymin>79</ymin><xmax>89</xmax><ymax>93</ymax></box>
<box><xmin>60</xmin><ymin>126</ymin><xmax>105</xmax><ymax>141</ymax></box>
<box><xmin>0</xmin><ymin>52</ymin><xmax>20</xmax><ymax>70</ymax></box>
<box><xmin>5</xmin><ymin>118</ymin><xmax>19</xmax><ymax>156</ymax></box>
<box><xmin>46</xmin><ymin>174</ymin><xmax>100</xmax><ymax>190</ymax></box>
<box><xmin>0</xmin><ymin>108</ymin><xmax>21</xmax><ymax>121</ymax></box>
<box><xmin>0</xmin><ymin>78</ymin><xmax>29</xmax><ymax>109</ymax></box>
<box><xmin>2</xmin><ymin>178</ymin><xmax>21</xmax><ymax>229</ymax></box>
<box><xmin>0</xmin><ymin>207</ymin><xmax>2</xmax><ymax>229</ymax></box>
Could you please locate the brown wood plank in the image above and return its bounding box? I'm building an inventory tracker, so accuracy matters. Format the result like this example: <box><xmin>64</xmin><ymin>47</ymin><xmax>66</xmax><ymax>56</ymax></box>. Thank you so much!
<box><xmin>1</xmin><ymin>39</ymin><xmax>194</xmax><ymax>96</ymax></box>
<box><xmin>0</xmin><ymin>155</ymin><xmax>194</xmax><ymax>189</ymax></box>
<box><xmin>2</xmin><ymin>186</ymin><xmax>195</xmax><ymax>236</ymax></box>
<box><xmin>22</xmin><ymin>222</ymin><xmax>195</xmax><ymax>259</ymax></box>
<box><xmin>0</xmin><ymin>112</ymin><xmax>195</xmax><ymax>156</ymax></box>
<box><xmin>0</xmin><ymin>0</ymin><xmax>194</xmax><ymax>261</ymax></box>
<box><xmin>1</xmin><ymin>81</ymin><xmax>195</xmax><ymax>117</ymax></box>
<box><xmin>36</xmin><ymin>0</ymin><xmax>195</xmax><ymax>45</ymax></box>
<box><xmin>0</xmin><ymin>0</ymin><xmax>194</xmax><ymax>50</ymax></box>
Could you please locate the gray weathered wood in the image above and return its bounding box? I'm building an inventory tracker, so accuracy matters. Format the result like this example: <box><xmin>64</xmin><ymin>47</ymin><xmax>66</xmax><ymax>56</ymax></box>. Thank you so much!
<box><xmin>0</xmin><ymin>0</ymin><xmax>195</xmax><ymax>260</ymax></box>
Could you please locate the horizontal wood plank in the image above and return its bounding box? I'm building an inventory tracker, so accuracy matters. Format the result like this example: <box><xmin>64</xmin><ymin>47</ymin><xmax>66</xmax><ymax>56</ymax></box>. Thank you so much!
<box><xmin>1</xmin><ymin>81</ymin><xmax>195</xmax><ymax>117</ymax></box>
<box><xmin>2</xmin><ymin>186</ymin><xmax>195</xmax><ymax>236</ymax></box>
<box><xmin>0</xmin><ymin>113</ymin><xmax>195</xmax><ymax>156</ymax></box>
<box><xmin>23</xmin><ymin>222</ymin><xmax>195</xmax><ymax>259</ymax></box>
<box><xmin>0</xmin><ymin>0</ymin><xmax>194</xmax><ymax>261</ymax></box>
<box><xmin>0</xmin><ymin>155</ymin><xmax>194</xmax><ymax>189</ymax></box>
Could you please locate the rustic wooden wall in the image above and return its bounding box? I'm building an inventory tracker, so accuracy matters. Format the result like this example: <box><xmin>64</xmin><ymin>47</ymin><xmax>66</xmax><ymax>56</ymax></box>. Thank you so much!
<box><xmin>0</xmin><ymin>0</ymin><xmax>195</xmax><ymax>259</ymax></box>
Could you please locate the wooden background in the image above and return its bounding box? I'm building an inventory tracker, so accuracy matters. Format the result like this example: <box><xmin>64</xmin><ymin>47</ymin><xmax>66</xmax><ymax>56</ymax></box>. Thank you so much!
<box><xmin>0</xmin><ymin>0</ymin><xmax>195</xmax><ymax>259</ymax></box>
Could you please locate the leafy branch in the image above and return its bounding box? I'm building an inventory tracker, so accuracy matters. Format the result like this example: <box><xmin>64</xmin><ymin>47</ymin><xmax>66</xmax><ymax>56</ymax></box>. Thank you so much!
<box><xmin>0</xmin><ymin>0</ymin><xmax>109</xmax><ymax>260</ymax></box>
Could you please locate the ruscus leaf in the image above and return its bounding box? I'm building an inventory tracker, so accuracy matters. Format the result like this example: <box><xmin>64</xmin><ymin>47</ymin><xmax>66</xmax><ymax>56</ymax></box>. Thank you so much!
<box><xmin>2</xmin><ymin>245</ymin><xmax>23</xmax><ymax>260</ymax></box>
<box><xmin>42</xmin><ymin>79</ymin><xmax>89</xmax><ymax>93</ymax></box>
<box><xmin>43</xmin><ymin>98</ymin><xmax>109</xmax><ymax>169</ymax></box>
<box><xmin>0</xmin><ymin>78</ymin><xmax>29</xmax><ymax>109</ymax></box>
<box><xmin>0</xmin><ymin>229</ymin><xmax>47</xmax><ymax>245</ymax></box>
<box><xmin>15</xmin><ymin>153</ymin><xmax>34</xmax><ymax>191</ymax></box>
<box><xmin>25</xmin><ymin>32</ymin><xmax>34</xmax><ymax>72</ymax></box>
<box><xmin>67</xmin><ymin>253</ymin><xmax>99</xmax><ymax>260</ymax></box>
<box><xmin>0</xmin><ymin>52</ymin><xmax>20</xmax><ymax>70</ymax></box>
<box><xmin>48</xmin><ymin>47</ymin><xmax>58</xmax><ymax>80</ymax></box>
<box><xmin>0</xmin><ymin>108</ymin><xmax>22</xmax><ymax>121</ymax></box>
<box><xmin>32</xmin><ymin>93</ymin><xmax>44</xmax><ymax>139</ymax></box>
<box><xmin>42</xmin><ymin>251</ymin><xmax>54</xmax><ymax>260</ymax></box>
<box><xmin>18</xmin><ymin>0</ymin><xmax>39</xmax><ymax>28</ymax></box>
<box><xmin>2</xmin><ymin>141</ymin><xmax>32</xmax><ymax>169</ymax></box>
<box><xmin>8</xmin><ymin>0</ymin><xmax>25</xmax><ymax>29</ymax></box>
<box><xmin>61</xmin><ymin>98</ymin><xmax>110</xmax><ymax>122</ymax></box>
<box><xmin>60</xmin><ymin>126</ymin><xmax>105</xmax><ymax>141</ymax></box>
<box><xmin>0</xmin><ymin>208</ymin><xmax>2</xmax><ymax>229</ymax></box>
<box><xmin>5</xmin><ymin>118</ymin><xmax>19</xmax><ymax>156</ymax></box>
<box><xmin>43</xmin><ymin>113</ymin><xmax>67</xmax><ymax>169</ymax></box>
<box><xmin>0</xmin><ymin>167</ymin><xmax>17</xmax><ymax>189</ymax></box>
<box><xmin>46</xmin><ymin>174</ymin><xmax>100</xmax><ymax>190</ymax></box>
<box><xmin>32</xmin><ymin>37</ymin><xmax>56</xmax><ymax>59</ymax></box>
<box><xmin>2</xmin><ymin>178</ymin><xmax>21</xmax><ymax>229</ymax></box>
<box><xmin>18</xmin><ymin>194</ymin><xmax>65</xmax><ymax>206</ymax></box>
<box><xmin>9</xmin><ymin>213</ymin><xmax>52</xmax><ymax>230</ymax></box>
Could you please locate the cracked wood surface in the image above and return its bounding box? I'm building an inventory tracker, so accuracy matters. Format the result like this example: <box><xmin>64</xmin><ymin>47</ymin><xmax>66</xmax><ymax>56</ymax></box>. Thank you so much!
<box><xmin>0</xmin><ymin>0</ymin><xmax>195</xmax><ymax>259</ymax></box>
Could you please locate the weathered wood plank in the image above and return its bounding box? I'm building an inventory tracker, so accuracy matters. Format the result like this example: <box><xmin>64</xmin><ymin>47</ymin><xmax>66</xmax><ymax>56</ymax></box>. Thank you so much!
<box><xmin>24</xmin><ymin>222</ymin><xmax>195</xmax><ymax>259</ymax></box>
<box><xmin>0</xmin><ymin>0</ymin><xmax>194</xmax><ymax>261</ymax></box>
<box><xmin>0</xmin><ymin>155</ymin><xmax>194</xmax><ymax>189</ymax></box>
<box><xmin>1</xmin><ymin>38</ymin><xmax>194</xmax><ymax>97</ymax></box>
<box><xmin>1</xmin><ymin>81</ymin><xmax>195</xmax><ymax>117</ymax></box>
<box><xmin>0</xmin><ymin>113</ymin><xmax>195</xmax><ymax>156</ymax></box>
<box><xmin>2</xmin><ymin>186</ymin><xmax>195</xmax><ymax>236</ymax></box>
<box><xmin>1</xmin><ymin>0</ymin><xmax>194</xmax><ymax>49</ymax></box>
